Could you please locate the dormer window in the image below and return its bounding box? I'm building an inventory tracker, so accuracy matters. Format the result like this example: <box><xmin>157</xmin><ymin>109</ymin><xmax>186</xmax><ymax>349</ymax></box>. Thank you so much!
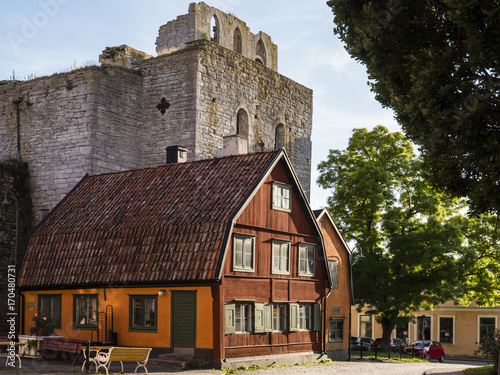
<box><xmin>272</xmin><ymin>182</ymin><xmax>291</xmax><ymax>212</ymax></box>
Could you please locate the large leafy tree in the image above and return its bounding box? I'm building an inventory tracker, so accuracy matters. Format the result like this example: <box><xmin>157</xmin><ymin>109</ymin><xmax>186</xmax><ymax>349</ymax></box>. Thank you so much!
<box><xmin>327</xmin><ymin>0</ymin><xmax>500</xmax><ymax>215</ymax></box>
<box><xmin>317</xmin><ymin>126</ymin><xmax>499</xmax><ymax>348</ymax></box>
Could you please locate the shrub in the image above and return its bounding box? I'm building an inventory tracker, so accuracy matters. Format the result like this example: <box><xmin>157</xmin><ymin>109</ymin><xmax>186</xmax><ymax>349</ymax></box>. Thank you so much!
<box><xmin>474</xmin><ymin>330</ymin><xmax>500</xmax><ymax>375</ymax></box>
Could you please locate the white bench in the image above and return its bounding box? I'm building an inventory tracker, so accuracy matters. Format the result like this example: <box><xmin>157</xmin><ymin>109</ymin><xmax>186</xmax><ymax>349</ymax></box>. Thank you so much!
<box><xmin>93</xmin><ymin>346</ymin><xmax>152</xmax><ymax>374</ymax></box>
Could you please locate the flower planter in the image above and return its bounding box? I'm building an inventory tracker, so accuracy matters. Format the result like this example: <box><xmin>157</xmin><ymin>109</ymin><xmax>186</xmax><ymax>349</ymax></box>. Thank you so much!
<box><xmin>17</xmin><ymin>335</ymin><xmax>63</xmax><ymax>358</ymax></box>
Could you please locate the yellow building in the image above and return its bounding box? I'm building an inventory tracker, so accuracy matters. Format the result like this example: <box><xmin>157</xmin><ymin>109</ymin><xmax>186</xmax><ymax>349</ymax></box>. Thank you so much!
<box><xmin>351</xmin><ymin>301</ymin><xmax>499</xmax><ymax>358</ymax></box>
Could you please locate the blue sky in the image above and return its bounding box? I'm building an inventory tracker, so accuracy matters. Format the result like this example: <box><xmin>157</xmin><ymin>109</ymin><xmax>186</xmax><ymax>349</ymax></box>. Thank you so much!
<box><xmin>0</xmin><ymin>0</ymin><xmax>400</xmax><ymax>209</ymax></box>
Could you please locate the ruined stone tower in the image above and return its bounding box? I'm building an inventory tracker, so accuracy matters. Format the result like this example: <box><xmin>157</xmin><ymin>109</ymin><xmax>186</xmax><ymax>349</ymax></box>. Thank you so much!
<box><xmin>0</xmin><ymin>2</ymin><xmax>313</xmax><ymax>227</ymax></box>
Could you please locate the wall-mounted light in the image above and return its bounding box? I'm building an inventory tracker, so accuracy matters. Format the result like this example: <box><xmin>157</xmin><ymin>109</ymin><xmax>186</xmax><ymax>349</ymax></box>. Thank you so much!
<box><xmin>158</xmin><ymin>289</ymin><xmax>166</xmax><ymax>296</ymax></box>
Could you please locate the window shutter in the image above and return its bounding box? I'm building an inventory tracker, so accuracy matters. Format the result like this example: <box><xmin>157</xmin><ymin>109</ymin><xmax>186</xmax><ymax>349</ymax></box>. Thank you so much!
<box><xmin>264</xmin><ymin>304</ymin><xmax>273</xmax><ymax>332</ymax></box>
<box><xmin>289</xmin><ymin>303</ymin><xmax>299</xmax><ymax>331</ymax></box>
<box><xmin>313</xmin><ymin>303</ymin><xmax>322</xmax><ymax>331</ymax></box>
<box><xmin>254</xmin><ymin>303</ymin><xmax>265</xmax><ymax>333</ymax></box>
<box><xmin>225</xmin><ymin>303</ymin><xmax>236</xmax><ymax>334</ymax></box>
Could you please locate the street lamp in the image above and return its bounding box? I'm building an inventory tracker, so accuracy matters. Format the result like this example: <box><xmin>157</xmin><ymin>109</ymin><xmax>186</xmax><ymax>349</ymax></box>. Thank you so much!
<box><xmin>2</xmin><ymin>190</ymin><xmax>19</xmax><ymax>268</ymax></box>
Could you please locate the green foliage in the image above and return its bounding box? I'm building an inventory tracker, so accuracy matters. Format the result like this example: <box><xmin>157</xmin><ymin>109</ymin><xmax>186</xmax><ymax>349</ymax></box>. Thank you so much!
<box><xmin>317</xmin><ymin>126</ymin><xmax>500</xmax><ymax>345</ymax></box>
<box><xmin>327</xmin><ymin>0</ymin><xmax>500</xmax><ymax>215</ymax></box>
<box><xmin>474</xmin><ymin>330</ymin><xmax>500</xmax><ymax>374</ymax></box>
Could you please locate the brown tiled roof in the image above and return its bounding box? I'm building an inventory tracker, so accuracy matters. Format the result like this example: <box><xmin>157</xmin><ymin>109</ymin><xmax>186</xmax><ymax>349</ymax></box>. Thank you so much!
<box><xmin>18</xmin><ymin>151</ymin><xmax>281</xmax><ymax>289</ymax></box>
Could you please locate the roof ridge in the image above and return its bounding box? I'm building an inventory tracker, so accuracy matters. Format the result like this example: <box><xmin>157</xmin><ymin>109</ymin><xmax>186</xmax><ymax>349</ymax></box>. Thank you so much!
<box><xmin>86</xmin><ymin>149</ymin><xmax>280</xmax><ymax>178</ymax></box>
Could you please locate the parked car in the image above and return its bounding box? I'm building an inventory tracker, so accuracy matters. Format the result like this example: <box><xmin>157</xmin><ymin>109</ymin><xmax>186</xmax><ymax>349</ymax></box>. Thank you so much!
<box><xmin>351</xmin><ymin>336</ymin><xmax>372</xmax><ymax>351</ymax></box>
<box><xmin>403</xmin><ymin>340</ymin><xmax>445</xmax><ymax>362</ymax></box>
<box><xmin>371</xmin><ymin>338</ymin><xmax>408</xmax><ymax>352</ymax></box>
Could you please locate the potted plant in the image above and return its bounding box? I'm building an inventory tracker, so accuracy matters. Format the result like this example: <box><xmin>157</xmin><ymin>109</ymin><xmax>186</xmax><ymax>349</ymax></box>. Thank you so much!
<box><xmin>19</xmin><ymin>313</ymin><xmax>59</xmax><ymax>357</ymax></box>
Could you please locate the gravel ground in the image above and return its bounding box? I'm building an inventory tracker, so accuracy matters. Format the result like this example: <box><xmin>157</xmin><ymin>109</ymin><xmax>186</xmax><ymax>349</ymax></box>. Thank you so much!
<box><xmin>0</xmin><ymin>357</ymin><xmax>489</xmax><ymax>375</ymax></box>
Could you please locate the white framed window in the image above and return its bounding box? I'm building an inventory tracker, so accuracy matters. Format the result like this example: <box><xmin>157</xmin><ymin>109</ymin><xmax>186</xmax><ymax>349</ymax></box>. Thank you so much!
<box><xmin>439</xmin><ymin>316</ymin><xmax>454</xmax><ymax>345</ymax></box>
<box><xmin>329</xmin><ymin>318</ymin><xmax>344</xmax><ymax>342</ymax></box>
<box><xmin>272</xmin><ymin>182</ymin><xmax>291</xmax><ymax>212</ymax></box>
<box><xmin>272</xmin><ymin>303</ymin><xmax>288</xmax><ymax>332</ymax></box>
<box><xmin>328</xmin><ymin>259</ymin><xmax>338</xmax><ymax>288</ymax></box>
<box><xmin>272</xmin><ymin>240</ymin><xmax>290</xmax><ymax>275</ymax></box>
<box><xmin>225</xmin><ymin>302</ymin><xmax>253</xmax><ymax>334</ymax></box>
<box><xmin>290</xmin><ymin>303</ymin><xmax>321</xmax><ymax>331</ymax></box>
<box><xmin>298</xmin><ymin>243</ymin><xmax>315</xmax><ymax>276</ymax></box>
<box><xmin>359</xmin><ymin>314</ymin><xmax>372</xmax><ymax>338</ymax></box>
<box><xmin>299</xmin><ymin>304</ymin><xmax>313</xmax><ymax>330</ymax></box>
<box><xmin>233</xmin><ymin>234</ymin><xmax>255</xmax><ymax>272</ymax></box>
<box><xmin>478</xmin><ymin>316</ymin><xmax>497</xmax><ymax>344</ymax></box>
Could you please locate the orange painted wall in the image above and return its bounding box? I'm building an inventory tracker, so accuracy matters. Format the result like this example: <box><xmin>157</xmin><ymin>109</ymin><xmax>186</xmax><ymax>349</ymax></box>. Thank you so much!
<box><xmin>318</xmin><ymin>213</ymin><xmax>351</xmax><ymax>354</ymax></box>
<box><xmin>22</xmin><ymin>285</ymin><xmax>213</xmax><ymax>350</ymax></box>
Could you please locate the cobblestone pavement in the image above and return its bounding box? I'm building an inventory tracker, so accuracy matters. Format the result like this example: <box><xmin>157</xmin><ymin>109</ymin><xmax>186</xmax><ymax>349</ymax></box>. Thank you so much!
<box><xmin>0</xmin><ymin>358</ymin><xmax>489</xmax><ymax>375</ymax></box>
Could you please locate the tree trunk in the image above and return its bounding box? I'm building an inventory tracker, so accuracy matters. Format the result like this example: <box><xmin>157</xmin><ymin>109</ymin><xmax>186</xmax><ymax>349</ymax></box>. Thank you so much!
<box><xmin>380</xmin><ymin>318</ymin><xmax>397</xmax><ymax>352</ymax></box>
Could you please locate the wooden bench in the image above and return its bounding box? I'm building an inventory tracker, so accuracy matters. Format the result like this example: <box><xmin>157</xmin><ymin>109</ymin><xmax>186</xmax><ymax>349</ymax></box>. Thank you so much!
<box><xmin>39</xmin><ymin>338</ymin><xmax>84</xmax><ymax>364</ymax></box>
<box><xmin>94</xmin><ymin>347</ymin><xmax>152</xmax><ymax>374</ymax></box>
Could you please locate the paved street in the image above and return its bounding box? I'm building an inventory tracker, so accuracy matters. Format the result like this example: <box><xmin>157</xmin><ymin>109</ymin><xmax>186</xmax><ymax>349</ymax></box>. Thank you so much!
<box><xmin>0</xmin><ymin>358</ymin><xmax>489</xmax><ymax>375</ymax></box>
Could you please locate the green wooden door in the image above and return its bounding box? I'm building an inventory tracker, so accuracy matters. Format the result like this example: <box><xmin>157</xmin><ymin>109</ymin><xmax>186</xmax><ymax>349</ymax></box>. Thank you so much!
<box><xmin>171</xmin><ymin>291</ymin><xmax>196</xmax><ymax>349</ymax></box>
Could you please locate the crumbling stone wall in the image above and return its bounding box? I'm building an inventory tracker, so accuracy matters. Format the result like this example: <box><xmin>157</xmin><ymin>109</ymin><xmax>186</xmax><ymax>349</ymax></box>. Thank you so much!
<box><xmin>0</xmin><ymin>66</ymin><xmax>144</xmax><ymax>222</ymax></box>
<box><xmin>0</xmin><ymin>2</ymin><xmax>313</xmax><ymax>228</ymax></box>
<box><xmin>156</xmin><ymin>2</ymin><xmax>277</xmax><ymax>71</ymax></box>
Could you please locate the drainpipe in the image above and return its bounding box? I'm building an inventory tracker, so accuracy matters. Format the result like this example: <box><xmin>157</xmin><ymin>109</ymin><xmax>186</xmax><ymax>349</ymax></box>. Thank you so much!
<box><xmin>12</xmin><ymin>97</ymin><xmax>23</xmax><ymax>162</ymax></box>
<box><xmin>323</xmin><ymin>286</ymin><xmax>332</xmax><ymax>355</ymax></box>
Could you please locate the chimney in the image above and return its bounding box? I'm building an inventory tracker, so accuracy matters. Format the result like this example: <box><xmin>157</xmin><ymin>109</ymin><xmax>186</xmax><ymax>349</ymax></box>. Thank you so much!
<box><xmin>166</xmin><ymin>146</ymin><xmax>188</xmax><ymax>164</ymax></box>
<box><xmin>223</xmin><ymin>134</ymin><xmax>248</xmax><ymax>156</ymax></box>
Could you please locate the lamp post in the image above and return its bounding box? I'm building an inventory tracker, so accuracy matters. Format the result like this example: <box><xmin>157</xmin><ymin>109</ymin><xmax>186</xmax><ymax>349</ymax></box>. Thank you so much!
<box><xmin>2</xmin><ymin>190</ymin><xmax>19</xmax><ymax>268</ymax></box>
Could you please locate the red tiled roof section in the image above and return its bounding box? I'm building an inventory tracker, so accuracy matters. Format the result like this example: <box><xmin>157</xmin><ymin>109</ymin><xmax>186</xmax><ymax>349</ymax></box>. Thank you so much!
<box><xmin>18</xmin><ymin>151</ymin><xmax>279</xmax><ymax>288</ymax></box>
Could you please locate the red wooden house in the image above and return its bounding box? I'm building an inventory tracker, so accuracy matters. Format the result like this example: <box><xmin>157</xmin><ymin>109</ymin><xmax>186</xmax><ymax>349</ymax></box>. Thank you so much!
<box><xmin>17</xmin><ymin>149</ymin><xmax>331</xmax><ymax>368</ymax></box>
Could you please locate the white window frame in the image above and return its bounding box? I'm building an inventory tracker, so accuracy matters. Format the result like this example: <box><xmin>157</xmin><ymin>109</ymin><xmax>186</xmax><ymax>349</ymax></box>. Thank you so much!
<box><xmin>272</xmin><ymin>182</ymin><xmax>292</xmax><ymax>212</ymax></box>
<box><xmin>272</xmin><ymin>303</ymin><xmax>289</xmax><ymax>332</ymax></box>
<box><xmin>414</xmin><ymin>314</ymin><xmax>433</xmax><ymax>341</ymax></box>
<box><xmin>298</xmin><ymin>243</ymin><xmax>315</xmax><ymax>277</ymax></box>
<box><xmin>359</xmin><ymin>314</ymin><xmax>373</xmax><ymax>338</ymax></box>
<box><xmin>225</xmin><ymin>302</ymin><xmax>254</xmax><ymax>334</ymax></box>
<box><xmin>298</xmin><ymin>304</ymin><xmax>312</xmax><ymax>330</ymax></box>
<box><xmin>478</xmin><ymin>316</ymin><xmax>497</xmax><ymax>344</ymax></box>
<box><xmin>233</xmin><ymin>234</ymin><xmax>255</xmax><ymax>272</ymax></box>
<box><xmin>438</xmin><ymin>316</ymin><xmax>455</xmax><ymax>345</ymax></box>
<box><xmin>328</xmin><ymin>259</ymin><xmax>338</xmax><ymax>288</ymax></box>
<box><xmin>272</xmin><ymin>240</ymin><xmax>290</xmax><ymax>275</ymax></box>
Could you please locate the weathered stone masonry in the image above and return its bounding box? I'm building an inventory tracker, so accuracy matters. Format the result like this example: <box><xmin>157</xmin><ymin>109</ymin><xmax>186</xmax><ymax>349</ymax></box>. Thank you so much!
<box><xmin>1</xmin><ymin>2</ymin><xmax>313</xmax><ymax>228</ymax></box>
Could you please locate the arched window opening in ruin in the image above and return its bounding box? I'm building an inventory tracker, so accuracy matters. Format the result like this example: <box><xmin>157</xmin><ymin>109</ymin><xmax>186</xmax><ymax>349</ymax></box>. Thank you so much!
<box><xmin>255</xmin><ymin>39</ymin><xmax>266</xmax><ymax>66</ymax></box>
<box><xmin>236</xmin><ymin>109</ymin><xmax>249</xmax><ymax>138</ymax></box>
<box><xmin>233</xmin><ymin>27</ymin><xmax>242</xmax><ymax>54</ymax></box>
<box><xmin>275</xmin><ymin>123</ymin><xmax>285</xmax><ymax>149</ymax></box>
<box><xmin>210</xmin><ymin>15</ymin><xmax>219</xmax><ymax>42</ymax></box>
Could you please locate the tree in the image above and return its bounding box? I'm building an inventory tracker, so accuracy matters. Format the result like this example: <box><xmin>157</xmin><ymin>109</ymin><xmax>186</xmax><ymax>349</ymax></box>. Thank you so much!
<box><xmin>327</xmin><ymin>0</ymin><xmax>500</xmax><ymax>215</ymax></box>
<box><xmin>317</xmin><ymin>126</ymin><xmax>499</xmax><ymax>349</ymax></box>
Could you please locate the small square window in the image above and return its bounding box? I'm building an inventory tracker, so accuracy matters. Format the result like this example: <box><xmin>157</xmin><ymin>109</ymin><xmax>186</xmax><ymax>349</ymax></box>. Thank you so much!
<box><xmin>233</xmin><ymin>234</ymin><xmax>255</xmax><ymax>272</ymax></box>
<box><xmin>329</xmin><ymin>319</ymin><xmax>344</xmax><ymax>342</ymax></box>
<box><xmin>272</xmin><ymin>240</ymin><xmax>290</xmax><ymax>275</ymax></box>
<box><xmin>129</xmin><ymin>295</ymin><xmax>158</xmax><ymax>332</ymax></box>
<box><xmin>73</xmin><ymin>294</ymin><xmax>98</xmax><ymax>329</ymax></box>
<box><xmin>272</xmin><ymin>183</ymin><xmax>292</xmax><ymax>212</ymax></box>
<box><xmin>298</xmin><ymin>244</ymin><xmax>315</xmax><ymax>276</ymax></box>
<box><xmin>38</xmin><ymin>294</ymin><xmax>62</xmax><ymax>329</ymax></box>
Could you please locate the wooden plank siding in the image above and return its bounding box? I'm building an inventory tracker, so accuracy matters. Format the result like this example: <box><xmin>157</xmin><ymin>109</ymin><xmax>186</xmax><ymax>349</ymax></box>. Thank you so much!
<box><xmin>219</xmin><ymin>160</ymin><xmax>328</xmax><ymax>358</ymax></box>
